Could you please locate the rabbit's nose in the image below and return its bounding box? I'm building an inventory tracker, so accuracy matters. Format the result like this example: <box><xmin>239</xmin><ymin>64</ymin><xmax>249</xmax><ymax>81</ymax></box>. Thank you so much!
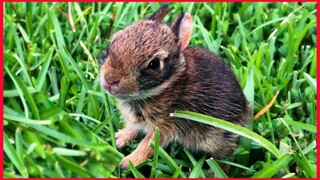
<box><xmin>104</xmin><ymin>75</ymin><xmax>120</xmax><ymax>94</ymax></box>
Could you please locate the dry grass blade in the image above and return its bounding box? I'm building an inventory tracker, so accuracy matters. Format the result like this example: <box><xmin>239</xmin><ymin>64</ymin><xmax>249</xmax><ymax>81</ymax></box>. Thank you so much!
<box><xmin>53</xmin><ymin>4</ymin><xmax>68</xmax><ymax>18</ymax></box>
<box><xmin>68</xmin><ymin>2</ymin><xmax>76</xmax><ymax>32</ymax></box>
<box><xmin>254</xmin><ymin>90</ymin><xmax>280</xmax><ymax>120</ymax></box>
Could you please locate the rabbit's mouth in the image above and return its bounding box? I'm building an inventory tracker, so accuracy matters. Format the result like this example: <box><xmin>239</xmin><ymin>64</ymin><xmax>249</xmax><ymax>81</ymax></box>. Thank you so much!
<box><xmin>114</xmin><ymin>81</ymin><xmax>172</xmax><ymax>101</ymax></box>
<box><xmin>100</xmin><ymin>81</ymin><xmax>140</xmax><ymax>100</ymax></box>
<box><xmin>113</xmin><ymin>92</ymin><xmax>150</xmax><ymax>101</ymax></box>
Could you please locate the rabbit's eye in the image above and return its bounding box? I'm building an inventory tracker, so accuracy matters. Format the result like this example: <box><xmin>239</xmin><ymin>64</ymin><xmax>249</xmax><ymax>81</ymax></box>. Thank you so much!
<box><xmin>147</xmin><ymin>58</ymin><xmax>160</xmax><ymax>70</ymax></box>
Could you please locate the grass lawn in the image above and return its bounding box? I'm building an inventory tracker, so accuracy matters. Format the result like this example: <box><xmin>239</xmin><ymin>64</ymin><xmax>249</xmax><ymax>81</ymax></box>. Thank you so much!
<box><xmin>3</xmin><ymin>2</ymin><xmax>316</xmax><ymax>178</ymax></box>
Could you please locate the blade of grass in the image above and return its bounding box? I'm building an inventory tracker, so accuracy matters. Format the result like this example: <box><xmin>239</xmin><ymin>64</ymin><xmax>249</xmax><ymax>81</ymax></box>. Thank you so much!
<box><xmin>183</xmin><ymin>149</ymin><xmax>206</xmax><ymax>177</ymax></box>
<box><xmin>24</xmin><ymin>131</ymin><xmax>46</xmax><ymax>158</ymax></box>
<box><xmin>278</xmin><ymin>118</ymin><xmax>316</xmax><ymax>178</ymax></box>
<box><xmin>150</xmin><ymin>141</ymin><xmax>186</xmax><ymax>178</ymax></box>
<box><xmin>303</xmin><ymin>72</ymin><xmax>316</xmax><ymax>93</ymax></box>
<box><xmin>252</xmin><ymin>153</ymin><xmax>292</xmax><ymax>178</ymax></box>
<box><xmin>249</xmin><ymin>16</ymin><xmax>294</xmax><ymax>35</ymax></box>
<box><xmin>283</xmin><ymin>118</ymin><xmax>316</xmax><ymax>133</ymax></box>
<box><xmin>52</xmin><ymin>147</ymin><xmax>86</xmax><ymax>156</ymax></box>
<box><xmin>171</xmin><ymin>111</ymin><xmax>282</xmax><ymax>158</ymax></box>
<box><xmin>206</xmin><ymin>158</ymin><xmax>228</xmax><ymax>178</ymax></box>
<box><xmin>4</xmin><ymin>14</ymin><xmax>26</xmax><ymax>68</ymax></box>
<box><xmin>217</xmin><ymin>160</ymin><xmax>256</xmax><ymax>173</ymax></box>
<box><xmin>27</xmin><ymin>123</ymin><xmax>108</xmax><ymax>149</ymax></box>
<box><xmin>194</xmin><ymin>16</ymin><xmax>216</xmax><ymax>53</ymax></box>
<box><xmin>17</xmin><ymin>23</ymin><xmax>30</xmax><ymax>43</ymax></box>
<box><xmin>302</xmin><ymin>140</ymin><xmax>316</xmax><ymax>155</ymax></box>
<box><xmin>80</xmin><ymin>41</ymin><xmax>98</xmax><ymax>73</ymax></box>
<box><xmin>292</xmin><ymin>152</ymin><xmax>316</xmax><ymax>178</ymax></box>
<box><xmin>48</xmin><ymin>6</ymin><xmax>66</xmax><ymax>50</ymax></box>
<box><xmin>56</xmin><ymin>156</ymin><xmax>92</xmax><ymax>177</ymax></box>
<box><xmin>15</xmin><ymin>127</ymin><xmax>23</xmax><ymax>159</ymax></box>
<box><xmin>69</xmin><ymin>113</ymin><xmax>101</xmax><ymax>124</ymax></box>
<box><xmin>54</xmin><ymin>161</ymin><xmax>66</xmax><ymax>178</ymax></box>
<box><xmin>26</xmin><ymin>3</ymin><xmax>34</xmax><ymax>36</ymax></box>
<box><xmin>5</xmin><ymin>66</ymin><xmax>40</xmax><ymax>119</ymax></box>
<box><xmin>33</xmin><ymin>13</ymin><xmax>48</xmax><ymax>36</ymax></box>
<box><xmin>293</xmin><ymin>19</ymin><xmax>316</xmax><ymax>54</ymax></box>
<box><xmin>240</xmin><ymin>66</ymin><xmax>254</xmax><ymax>158</ymax></box>
<box><xmin>92</xmin><ymin>116</ymin><xmax>113</xmax><ymax>134</ymax></box>
<box><xmin>36</xmin><ymin>46</ymin><xmax>54</xmax><ymax>91</ymax></box>
<box><xmin>172</xmin><ymin>165</ymin><xmax>183</xmax><ymax>178</ymax></box>
<box><xmin>4</xmin><ymin>114</ymin><xmax>52</xmax><ymax>125</ymax></box>
<box><xmin>5</xmin><ymin>66</ymin><xmax>29</xmax><ymax>119</ymax></box>
<box><xmin>4</xmin><ymin>132</ymin><xmax>29</xmax><ymax>177</ymax></box>
<box><xmin>150</xmin><ymin>127</ymin><xmax>160</xmax><ymax>178</ymax></box>
<box><xmin>75</xmin><ymin>86</ymin><xmax>86</xmax><ymax>114</ymax></box>
<box><xmin>60</xmin><ymin>46</ymin><xmax>99</xmax><ymax>119</ymax></box>
<box><xmin>128</xmin><ymin>161</ymin><xmax>145</xmax><ymax>178</ymax></box>
<box><xmin>189</xmin><ymin>155</ymin><xmax>206</xmax><ymax>178</ymax></box>
<box><xmin>235</xmin><ymin>13</ymin><xmax>248</xmax><ymax>48</ymax></box>
<box><xmin>282</xmin><ymin>173</ymin><xmax>297</xmax><ymax>178</ymax></box>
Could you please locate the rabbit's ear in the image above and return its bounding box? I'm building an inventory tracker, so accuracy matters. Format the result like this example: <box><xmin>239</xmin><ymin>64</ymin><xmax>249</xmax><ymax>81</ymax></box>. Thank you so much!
<box><xmin>171</xmin><ymin>13</ymin><xmax>193</xmax><ymax>51</ymax></box>
<box><xmin>148</xmin><ymin>4</ymin><xmax>170</xmax><ymax>22</ymax></box>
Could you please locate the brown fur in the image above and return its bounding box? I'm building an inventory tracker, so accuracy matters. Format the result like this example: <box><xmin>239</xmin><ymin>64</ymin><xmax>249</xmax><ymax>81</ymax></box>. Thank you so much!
<box><xmin>100</xmin><ymin>5</ymin><xmax>250</xmax><ymax>169</ymax></box>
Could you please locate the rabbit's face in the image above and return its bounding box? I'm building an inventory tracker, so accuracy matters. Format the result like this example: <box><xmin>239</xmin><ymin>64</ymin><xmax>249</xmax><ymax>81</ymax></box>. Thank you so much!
<box><xmin>100</xmin><ymin>5</ymin><xmax>193</xmax><ymax>100</ymax></box>
<box><xmin>100</xmin><ymin>20</ymin><xmax>181</xmax><ymax>100</ymax></box>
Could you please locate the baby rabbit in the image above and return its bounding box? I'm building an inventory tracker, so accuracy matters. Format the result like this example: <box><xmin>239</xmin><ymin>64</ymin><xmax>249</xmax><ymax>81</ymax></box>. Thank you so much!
<box><xmin>100</xmin><ymin>4</ymin><xmax>250</xmax><ymax>169</ymax></box>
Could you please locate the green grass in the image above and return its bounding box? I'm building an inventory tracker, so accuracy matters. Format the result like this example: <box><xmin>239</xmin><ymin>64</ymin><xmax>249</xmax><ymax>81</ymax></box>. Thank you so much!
<box><xmin>3</xmin><ymin>2</ymin><xmax>316</xmax><ymax>178</ymax></box>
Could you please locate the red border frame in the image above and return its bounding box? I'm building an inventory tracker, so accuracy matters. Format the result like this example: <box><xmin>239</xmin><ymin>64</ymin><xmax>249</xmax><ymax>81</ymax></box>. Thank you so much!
<box><xmin>316</xmin><ymin>2</ymin><xmax>319</xmax><ymax>179</ymax></box>
<box><xmin>1</xmin><ymin>1</ymin><xmax>4</xmax><ymax>179</ymax></box>
<box><xmin>1</xmin><ymin>1</ymin><xmax>318</xmax><ymax>179</ymax></box>
<box><xmin>1</xmin><ymin>0</ymin><xmax>318</xmax><ymax>2</ymax></box>
<box><xmin>0</xmin><ymin>2</ymin><xmax>4</xmax><ymax>177</ymax></box>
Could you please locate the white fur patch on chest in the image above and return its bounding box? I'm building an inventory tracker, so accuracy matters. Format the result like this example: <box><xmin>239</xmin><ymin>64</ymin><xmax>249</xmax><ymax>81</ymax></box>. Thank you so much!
<box><xmin>118</xmin><ymin>101</ymin><xmax>142</xmax><ymax>123</ymax></box>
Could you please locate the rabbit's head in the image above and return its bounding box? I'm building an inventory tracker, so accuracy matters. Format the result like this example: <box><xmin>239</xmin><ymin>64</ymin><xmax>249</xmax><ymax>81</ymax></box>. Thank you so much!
<box><xmin>100</xmin><ymin>4</ymin><xmax>193</xmax><ymax>100</ymax></box>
